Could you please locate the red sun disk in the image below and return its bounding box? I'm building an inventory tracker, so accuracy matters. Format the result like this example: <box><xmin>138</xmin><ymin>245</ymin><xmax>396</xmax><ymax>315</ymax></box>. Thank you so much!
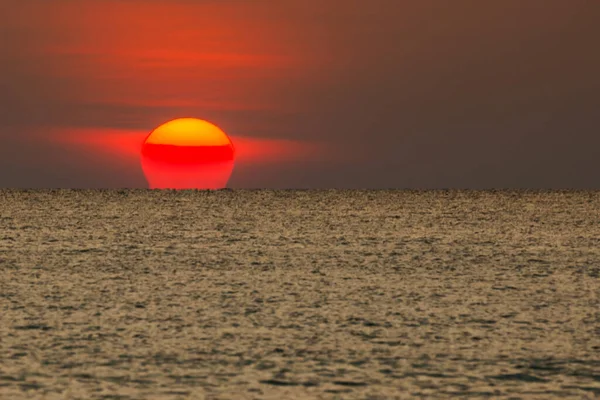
<box><xmin>141</xmin><ymin>157</ymin><xmax>234</xmax><ymax>189</ymax></box>
<box><xmin>140</xmin><ymin>143</ymin><xmax>236</xmax><ymax>190</ymax></box>
<box><xmin>140</xmin><ymin>143</ymin><xmax>236</xmax><ymax>189</ymax></box>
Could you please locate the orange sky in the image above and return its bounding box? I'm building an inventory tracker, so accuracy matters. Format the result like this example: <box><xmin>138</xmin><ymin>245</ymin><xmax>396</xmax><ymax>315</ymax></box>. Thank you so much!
<box><xmin>1</xmin><ymin>1</ymin><xmax>599</xmax><ymax>188</ymax></box>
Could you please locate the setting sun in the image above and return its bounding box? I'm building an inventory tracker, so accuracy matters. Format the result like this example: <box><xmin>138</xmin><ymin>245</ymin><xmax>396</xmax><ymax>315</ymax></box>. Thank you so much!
<box><xmin>145</xmin><ymin>118</ymin><xmax>234</xmax><ymax>147</ymax></box>
<box><xmin>141</xmin><ymin>118</ymin><xmax>235</xmax><ymax>189</ymax></box>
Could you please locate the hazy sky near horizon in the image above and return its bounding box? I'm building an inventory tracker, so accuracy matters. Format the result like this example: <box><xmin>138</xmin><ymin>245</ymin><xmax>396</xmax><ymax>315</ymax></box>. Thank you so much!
<box><xmin>1</xmin><ymin>0</ymin><xmax>599</xmax><ymax>188</ymax></box>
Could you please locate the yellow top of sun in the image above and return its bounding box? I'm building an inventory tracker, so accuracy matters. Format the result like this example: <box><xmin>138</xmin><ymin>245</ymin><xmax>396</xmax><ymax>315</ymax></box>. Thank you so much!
<box><xmin>145</xmin><ymin>118</ymin><xmax>232</xmax><ymax>147</ymax></box>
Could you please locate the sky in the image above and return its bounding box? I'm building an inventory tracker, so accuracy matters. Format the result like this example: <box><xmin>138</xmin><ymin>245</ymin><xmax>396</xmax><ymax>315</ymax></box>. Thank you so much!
<box><xmin>1</xmin><ymin>0</ymin><xmax>599</xmax><ymax>188</ymax></box>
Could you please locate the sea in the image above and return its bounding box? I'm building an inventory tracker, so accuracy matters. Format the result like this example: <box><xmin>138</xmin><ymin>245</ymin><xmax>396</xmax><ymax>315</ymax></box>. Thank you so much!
<box><xmin>1</xmin><ymin>190</ymin><xmax>598</xmax><ymax>399</ymax></box>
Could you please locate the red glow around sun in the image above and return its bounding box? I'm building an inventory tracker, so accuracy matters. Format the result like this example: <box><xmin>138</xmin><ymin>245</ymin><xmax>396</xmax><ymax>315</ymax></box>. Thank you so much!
<box><xmin>140</xmin><ymin>118</ymin><xmax>235</xmax><ymax>189</ymax></box>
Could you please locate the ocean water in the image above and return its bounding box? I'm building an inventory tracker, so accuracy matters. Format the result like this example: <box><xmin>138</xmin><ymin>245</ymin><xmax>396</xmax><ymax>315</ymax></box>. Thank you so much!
<box><xmin>0</xmin><ymin>190</ymin><xmax>598</xmax><ymax>399</ymax></box>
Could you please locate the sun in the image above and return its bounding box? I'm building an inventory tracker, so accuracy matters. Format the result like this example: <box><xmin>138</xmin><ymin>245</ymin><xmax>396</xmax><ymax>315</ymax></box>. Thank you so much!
<box><xmin>140</xmin><ymin>118</ymin><xmax>235</xmax><ymax>189</ymax></box>
<box><xmin>145</xmin><ymin>118</ymin><xmax>234</xmax><ymax>147</ymax></box>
